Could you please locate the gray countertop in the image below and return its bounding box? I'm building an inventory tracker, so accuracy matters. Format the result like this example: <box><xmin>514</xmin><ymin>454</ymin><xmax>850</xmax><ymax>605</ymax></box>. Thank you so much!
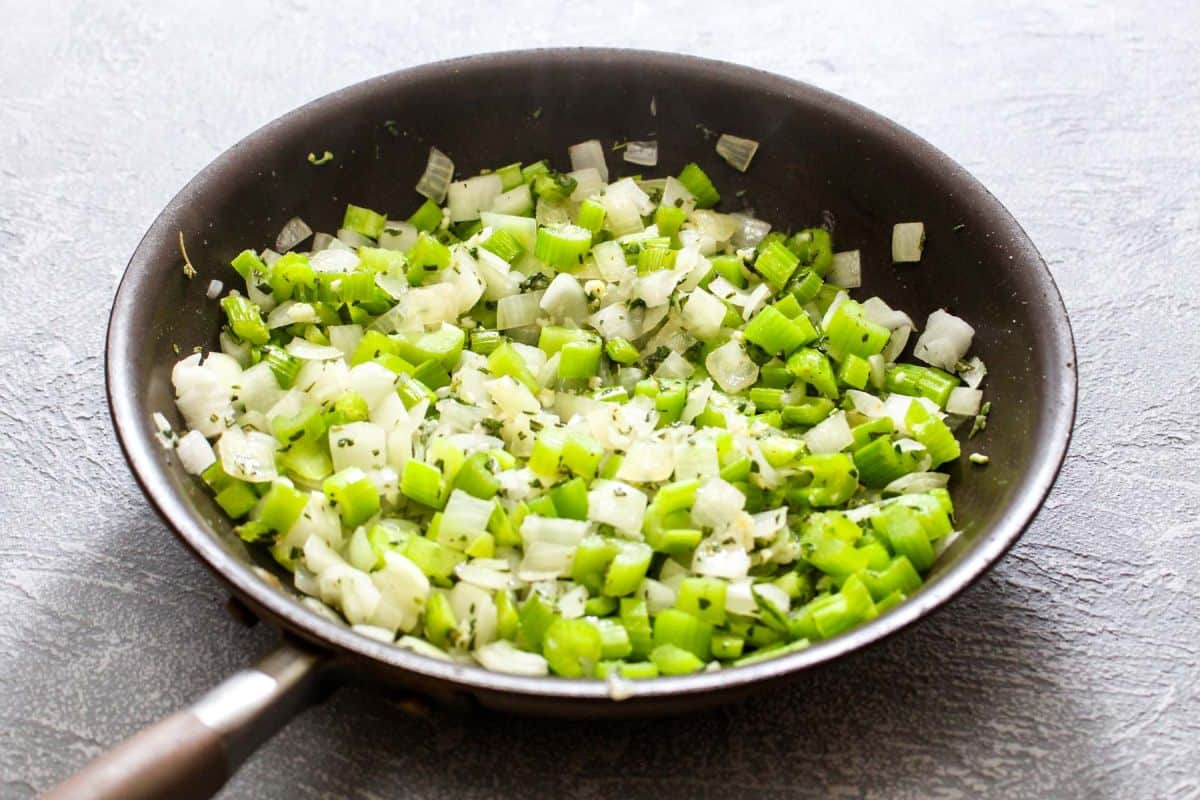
<box><xmin>2</xmin><ymin>2</ymin><xmax>1198</xmax><ymax>798</ymax></box>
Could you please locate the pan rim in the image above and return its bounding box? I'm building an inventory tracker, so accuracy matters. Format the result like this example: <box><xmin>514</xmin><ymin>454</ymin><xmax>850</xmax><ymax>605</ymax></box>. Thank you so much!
<box><xmin>106</xmin><ymin>47</ymin><xmax>1077</xmax><ymax>704</ymax></box>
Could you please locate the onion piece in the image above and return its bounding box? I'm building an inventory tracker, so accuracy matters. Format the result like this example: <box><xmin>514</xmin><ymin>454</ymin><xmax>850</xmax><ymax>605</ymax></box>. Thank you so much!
<box><xmin>716</xmin><ymin>134</ymin><xmax>759</xmax><ymax>172</ymax></box>
<box><xmin>474</xmin><ymin>640</ymin><xmax>549</xmax><ymax>676</ymax></box>
<box><xmin>892</xmin><ymin>221</ymin><xmax>925</xmax><ymax>263</ymax></box>
<box><xmin>176</xmin><ymin>429</ymin><xmax>216</xmax><ymax>474</ymax></box>
<box><xmin>275</xmin><ymin>216</ymin><xmax>313</xmax><ymax>252</ymax></box>
<box><xmin>958</xmin><ymin>356</ymin><xmax>988</xmax><ymax>389</ymax></box>
<box><xmin>730</xmin><ymin>213</ymin><xmax>772</xmax><ymax>249</ymax></box>
<box><xmin>623</xmin><ymin>140</ymin><xmax>658</xmax><ymax>167</ymax></box>
<box><xmin>285</xmin><ymin>339</ymin><xmax>346</xmax><ymax>361</ymax></box>
<box><xmin>415</xmin><ymin>146</ymin><xmax>454</xmax><ymax>204</ymax></box>
<box><xmin>216</xmin><ymin>427</ymin><xmax>278</xmax><ymax>482</ymax></box>
<box><xmin>804</xmin><ymin>411</ymin><xmax>853</xmax><ymax>454</ymax></box>
<box><xmin>947</xmin><ymin>386</ymin><xmax>983</xmax><ymax>416</ymax></box>
<box><xmin>827</xmin><ymin>250</ymin><xmax>861</xmax><ymax>288</ymax></box>
<box><xmin>447</xmin><ymin>174</ymin><xmax>503</xmax><ymax>223</ymax></box>
<box><xmin>568</xmin><ymin>168</ymin><xmax>605</xmax><ymax>202</ymax></box>
<box><xmin>884</xmin><ymin>471</ymin><xmax>950</xmax><ymax>494</ymax></box>
<box><xmin>206</xmin><ymin>280</ymin><xmax>223</xmax><ymax>299</ymax></box>
<box><xmin>914</xmin><ymin>309</ymin><xmax>975</xmax><ymax>370</ymax></box>
<box><xmin>496</xmin><ymin>291</ymin><xmax>545</xmax><ymax>329</ymax></box>
<box><xmin>568</xmin><ymin>139</ymin><xmax>608</xmax><ymax>182</ymax></box>
<box><xmin>705</xmin><ymin>340</ymin><xmax>758</xmax><ymax>394</ymax></box>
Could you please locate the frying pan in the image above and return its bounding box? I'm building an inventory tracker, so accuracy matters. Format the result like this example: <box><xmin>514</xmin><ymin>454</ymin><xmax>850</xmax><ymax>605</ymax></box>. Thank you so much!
<box><xmin>50</xmin><ymin>49</ymin><xmax>1076</xmax><ymax>799</ymax></box>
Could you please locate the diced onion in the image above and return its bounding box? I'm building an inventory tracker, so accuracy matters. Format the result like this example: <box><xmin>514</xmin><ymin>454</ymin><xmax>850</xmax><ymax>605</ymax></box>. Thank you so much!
<box><xmin>827</xmin><ymin>250</ymin><xmax>861</xmax><ymax>288</ymax></box>
<box><xmin>176</xmin><ymin>429</ymin><xmax>216</xmax><ymax>474</ymax></box>
<box><xmin>731</xmin><ymin>213</ymin><xmax>771</xmax><ymax>249</ymax></box>
<box><xmin>947</xmin><ymin>386</ymin><xmax>983</xmax><ymax>416</ymax></box>
<box><xmin>447</xmin><ymin>174</ymin><xmax>503</xmax><ymax>223</ymax></box>
<box><xmin>692</xmin><ymin>478</ymin><xmax>746</xmax><ymax>530</ymax></box>
<box><xmin>568</xmin><ymin>168</ymin><xmax>605</xmax><ymax>202</ymax></box>
<box><xmin>379</xmin><ymin>221</ymin><xmax>419</xmax><ymax>252</ymax></box>
<box><xmin>568</xmin><ymin>139</ymin><xmax>609</xmax><ymax>182</ymax></box>
<box><xmin>285</xmin><ymin>339</ymin><xmax>346</xmax><ymax>361</ymax></box>
<box><xmin>892</xmin><ymin>222</ymin><xmax>925</xmax><ymax>263</ymax></box>
<box><xmin>310</xmin><ymin>249</ymin><xmax>359</xmax><ymax>273</ymax></box>
<box><xmin>914</xmin><ymin>309</ymin><xmax>975</xmax><ymax>370</ymax></box>
<box><xmin>958</xmin><ymin>356</ymin><xmax>988</xmax><ymax>389</ymax></box>
<box><xmin>617</xmin><ymin>441</ymin><xmax>674</xmax><ymax>483</ymax></box>
<box><xmin>275</xmin><ymin>216</ymin><xmax>313</xmax><ymax>252</ymax></box>
<box><xmin>716</xmin><ymin>134</ymin><xmax>759</xmax><ymax>172</ymax></box>
<box><xmin>540</xmin><ymin>273</ymin><xmax>589</xmax><ymax>322</ymax></box>
<box><xmin>804</xmin><ymin>411</ymin><xmax>853</xmax><ymax>454</ymax></box>
<box><xmin>705</xmin><ymin>340</ymin><xmax>758</xmax><ymax>394</ymax></box>
<box><xmin>206</xmin><ymin>280</ymin><xmax>223</xmax><ymax>299</ymax></box>
<box><xmin>216</xmin><ymin>427</ymin><xmax>278</xmax><ymax>482</ymax></box>
<box><xmin>474</xmin><ymin>640</ymin><xmax>549</xmax><ymax>676</ymax></box>
<box><xmin>692</xmin><ymin>543</ymin><xmax>751</xmax><ymax>580</ymax></box>
<box><xmin>496</xmin><ymin>291</ymin><xmax>545</xmax><ymax>330</ymax></box>
<box><xmin>415</xmin><ymin>147</ymin><xmax>454</xmax><ymax>204</ymax></box>
<box><xmin>623</xmin><ymin>140</ymin><xmax>658</xmax><ymax>167</ymax></box>
<box><xmin>884</xmin><ymin>471</ymin><xmax>950</xmax><ymax>494</ymax></box>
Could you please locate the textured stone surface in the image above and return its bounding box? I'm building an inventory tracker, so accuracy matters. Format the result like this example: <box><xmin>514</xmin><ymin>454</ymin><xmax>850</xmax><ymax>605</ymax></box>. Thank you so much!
<box><xmin>2</xmin><ymin>1</ymin><xmax>1199</xmax><ymax>798</ymax></box>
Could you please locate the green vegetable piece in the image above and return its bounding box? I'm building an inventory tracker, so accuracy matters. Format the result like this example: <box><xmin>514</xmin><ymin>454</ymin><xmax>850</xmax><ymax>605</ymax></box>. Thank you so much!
<box><xmin>323</xmin><ymin>468</ymin><xmax>380</xmax><ymax>528</ymax></box>
<box><xmin>677</xmin><ymin>163</ymin><xmax>720</xmax><ymax>208</ymax></box>
<box><xmin>652</xmin><ymin>608</ymin><xmax>712</xmax><ymax>660</ymax></box>
<box><xmin>220</xmin><ymin>294</ymin><xmax>269</xmax><ymax>345</ymax></box>
<box><xmin>543</xmin><ymin>618</ymin><xmax>603</xmax><ymax>678</ymax></box>
<box><xmin>343</xmin><ymin>203</ymin><xmax>387</xmax><ymax>239</ymax></box>
<box><xmin>650</xmin><ymin>643</ymin><xmax>705</xmax><ymax>675</ymax></box>
<box><xmin>675</xmin><ymin>577</ymin><xmax>728</xmax><ymax>626</ymax></box>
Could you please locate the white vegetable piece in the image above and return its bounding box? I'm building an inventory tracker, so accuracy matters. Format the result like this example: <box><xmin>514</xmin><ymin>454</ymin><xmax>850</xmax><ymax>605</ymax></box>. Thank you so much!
<box><xmin>804</xmin><ymin>410</ymin><xmax>854</xmax><ymax>454</ymax></box>
<box><xmin>947</xmin><ymin>386</ymin><xmax>984</xmax><ymax>416</ymax></box>
<box><xmin>348</xmin><ymin>362</ymin><xmax>400</xmax><ymax>411</ymax></box>
<box><xmin>715</xmin><ymin>134</ymin><xmax>759</xmax><ymax>172</ymax></box>
<box><xmin>568</xmin><ymin>139</ymin><xmax>609</xmax><ymax>182</ymax></box>
<box><xmin>568</xmin><ymin>167</ymin><xmax>606</xmax><ymax>201</ymax></box>
<box><xmin>415</xmin><ymin>146</ymin><xmax>454</xmax><ymax>204</ymax></box>
<box><xmin>691</xmin><ymin>478</ymin><xmax>746</xmax><ymax>530</ymax></box>
<box><xmin>827</xmin><ymin>250</ymin><xmax>862</xmax><ymax>288</ymax></box>
<box><xmin>540</xmin><ymin>273</ymin><xmax>589</xmax><ymax>322</ymax></box>
<box><xmin>275</xmin><ymin>216</ymin><xmax>313</xmax><ymax>252</ymax></box>
<box><xmin>446</xmin><ymin>173</ymin><xmax>503</xmax><ymax>223</ymax></box>
<box><xmin>172</xmin><ymin>352</ymin><xmax>240</xmax><ymax>437</ymax></box>
<box><xmin>914</xmin><ymin>309</ymin><xmax>976</xmax><ymax>370</ymax></box>
<box><xmin>705</xmin><ymin>339</ymin><xmax>759</xmax><ymax>394</ymax></box>
<box><xmin>175</xmin><ymin>430</ymin><xmax>216</xmax><ymax>475</ymax></box>
<box><xmin>328</xmin><ymin>324</ymin><xmax>364</xmax><ymax>360</ymax></box>
<box><xmin>692</xmin><ymin>543</ymin><xmax>751</xmax><ymax>580</ymax></box>
<box><xmin>474</xmin><ymin>640</ymin><xmax>550</xmax><ymax>676</ymax></box>
<box><xmin>438</xmin><ymin>490</ymin><xmax>495</xmax><ymax>550</ymax></box>
<box><xmin>216</xmin><ymin>427</ymin><xmax>278</xmax><ymax>482</ymax></box>
<box><xmin>587</xmin><ymin>480</ymin><xmax>648</xmax><ymax>537</ymax></box>
<box><xmin>329</xmin><ymin>422</ymin><xmax>387</xmax><ymax>473</ymax></box>
<box><xmin>369</xmin><ymin>551</ymin><xmax>430</xmax><ymax>633</ymax></box>
<box><xmin>319</xmin><ymin>564</ymin><xmax>380</xmax><ymax>626</ymax></box>
<box><xmin>622</xmin><ymin>140</ymin><xmax>658</xmax><ymax>167</ymax></box>
<box><xmin>449</xmin><ymin>582</ymin><xmax>498</xmax><ymax>648</ymax></box>
<box><xmin>892</xmin><ymin>221</ymin><xmax>925</xmax><ymax>262</ymax></box>
<box><xmin>681</xmin><ymin>287</ymin><xmax>726</xmax><ymax>340</ymax></box>
<box><xmin>617</xmin><ymin>441</ymin><xmax>675</xmax><ymax>483</ymax></box>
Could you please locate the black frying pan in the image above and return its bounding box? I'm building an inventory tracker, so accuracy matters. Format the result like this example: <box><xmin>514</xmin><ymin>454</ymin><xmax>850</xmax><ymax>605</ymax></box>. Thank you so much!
<box><xmin>49</xmin><ymin>49</ymin><xmax>1076</xmax><ymax>799</ymax></box>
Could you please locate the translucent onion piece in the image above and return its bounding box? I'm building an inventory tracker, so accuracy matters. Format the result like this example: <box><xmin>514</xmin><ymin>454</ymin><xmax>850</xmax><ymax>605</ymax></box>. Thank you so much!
<box><xmin>623</xmin><ymin>140</ymin><xmax>659</xmax><ymax>167</ymax></box>
<box><xmin>275</xmin><ymin>216</ymin><xmax>313</xmax><ymax>252</ymax></box>
<box><xmin>568</xmin><ymin>139</ymin><xmax>609</xmax><ymax>182</ymax></box>
<box><xmin>716</xmin><ymin>134</ymin><xmax>759</xmax><ymax>172</ymax></box>
<box><xmin>415</xmin><ymin>146</ymin><xmax>454</xmax><ymax>204</ymax></box>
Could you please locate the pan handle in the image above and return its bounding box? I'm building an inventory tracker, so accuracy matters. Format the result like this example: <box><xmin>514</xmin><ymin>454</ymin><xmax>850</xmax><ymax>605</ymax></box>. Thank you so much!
<box><xmin>43</xmin><ymin>638</ymin><xmax>328</xmax><ymax>800</ymax></box>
